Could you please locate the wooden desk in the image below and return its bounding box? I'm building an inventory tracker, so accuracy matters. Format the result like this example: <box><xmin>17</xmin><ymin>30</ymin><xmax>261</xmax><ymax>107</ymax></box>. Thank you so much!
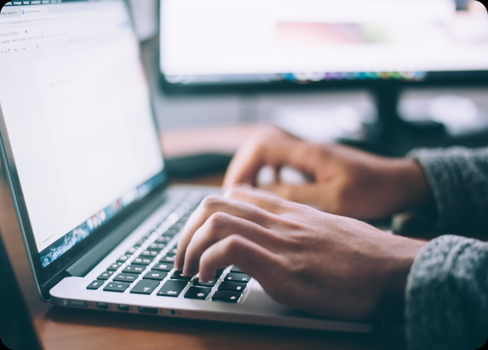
<box><xmin>0</xmin><ymin>125</ymin><xmax>405</xmax><ymax>350</ymax></box>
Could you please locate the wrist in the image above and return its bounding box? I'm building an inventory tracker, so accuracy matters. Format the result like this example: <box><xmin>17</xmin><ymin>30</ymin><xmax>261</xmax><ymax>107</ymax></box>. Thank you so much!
<box><xmin>375</xmin><ymin>236</ymin><xmax>427</xmax><ymax>322</ymax></box>
<box><xmin>389</xmin><ymin>159</ymin><xmax>435</xmax><ymax>213</ymax></box>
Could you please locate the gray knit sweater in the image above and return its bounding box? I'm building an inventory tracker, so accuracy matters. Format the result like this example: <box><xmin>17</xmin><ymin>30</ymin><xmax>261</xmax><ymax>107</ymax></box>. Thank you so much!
<box><xmin>406</xmin><ymin>147</ymin><xmax>488</xmax><ymax>350</ymax></box>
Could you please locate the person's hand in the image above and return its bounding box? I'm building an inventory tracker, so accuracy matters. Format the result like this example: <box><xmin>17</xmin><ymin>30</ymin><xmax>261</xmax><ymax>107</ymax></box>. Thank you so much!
<box><xmin>176</xmin><ymin>185</ymin><xmax>426</xmax><ymax>321</ymax></box>
<box><xmin>224</xmin><ymin>125</ymin><xmax>433</xmax><ymax>220</ymax></box>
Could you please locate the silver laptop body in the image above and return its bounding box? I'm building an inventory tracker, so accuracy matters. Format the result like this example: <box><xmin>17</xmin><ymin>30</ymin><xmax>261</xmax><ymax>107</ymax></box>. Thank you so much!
<box><xmin>0</xmin><ymin>0</ymin><xmax>372</xmax><ymax>333</ymax></box>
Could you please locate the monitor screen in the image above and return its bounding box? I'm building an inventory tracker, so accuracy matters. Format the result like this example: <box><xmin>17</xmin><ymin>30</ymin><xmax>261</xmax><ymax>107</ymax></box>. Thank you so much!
<box><xmin>159</xmin><ymin>0</ymin><xmax>488</xmax><ymax>89</ymax></box>
<box><xmin>0</xmin><ymin>0</ymin><xmax>165</xmax><ymax>268</ymax></box>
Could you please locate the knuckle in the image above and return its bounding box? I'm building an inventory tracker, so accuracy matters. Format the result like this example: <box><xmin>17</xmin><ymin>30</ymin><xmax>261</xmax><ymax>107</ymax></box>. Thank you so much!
<box><xmin>206</xmin><ymin>212</ymin><xmax>228</xmax><ymax>231</ymax></box>
<box><xmin>223</xmin><ymin>234</ymin><xmax>244</xmax><ymax>255</ymax></box>
<box><xmin>201</xmin><ymin>195</ymin><xmax>222</xmax><ymax>212</ymax></box>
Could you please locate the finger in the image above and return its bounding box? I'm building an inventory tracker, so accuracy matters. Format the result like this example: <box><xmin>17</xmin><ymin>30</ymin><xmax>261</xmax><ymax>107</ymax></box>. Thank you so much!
<box><xmin>224</xmin><ymin>139</ymin><xmax>320</xmax><ymax>190</ymax></box>
<box><xmin>183</xmin><ymin>212</ymin><xmax>277</xmax><ymax>276</ymax></box>
<box><xmin>223</xmin><ymin>142</ymin><xmax>266</xmax><ymax>189</ymax></box>
<box><xmin>223</xmin><ymin>126</ymin><xmax>292</xmax><ymax>189</ymax></box>
<box><xmin>198</xmin><ymin>234</ymin><xmax>278</xmax><ymax>284</ymax></box>
<box><xmin>175</xmin><ymin>194</ymin><xmax>277</xmax><ymax>269</ymax></box>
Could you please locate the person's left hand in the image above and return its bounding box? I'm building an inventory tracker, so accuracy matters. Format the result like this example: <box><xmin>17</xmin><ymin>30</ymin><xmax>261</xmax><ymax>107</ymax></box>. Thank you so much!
<box><xmin>175</xmin><ymin>185</ymin><xmax>426</xmax><ymax>321</ymax></box>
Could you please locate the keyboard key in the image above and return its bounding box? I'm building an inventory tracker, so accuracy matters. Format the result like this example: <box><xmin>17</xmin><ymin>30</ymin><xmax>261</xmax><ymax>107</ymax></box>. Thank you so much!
<box><xmin>224</xmin><ymin>273</ymin><xmax>250</xmax><ymax>283</ymax></box>
<box><xmin>161</xmin><ymin>233</ymin><xmax>175</xmax><ymax>240</ymax></box>
<box><xmin>168</xmin><ymin>248</ymin><xmax>177</xmax><ymax>255</ymax></box>
<box><xmin>172</xmin><ymin>222</ymin><xmax>184</xmax><ymax>230</ymax></box>
<box><xmin>160</xmin><ymin>255</ymin><xmax>176</xmax><ymax>263</ymax></box>
<box><xmin>141</xmin><ymin>250</ymin><xmax>158</xmax><ymax>258</ymax></box>
<box><xmin>193</xmin><ymin>271</ymin><xmax>223</xmax><ymax>287</ymax></box>
<box><xmin>147</xmin><ymin>243</ymin><xmax>165</xmax><ymax>251</ymax></box>
<box><xmin>114</xmin><ymin>273</ymin><xmax>139</xmax><ymax>283</ymax></box>
<box><xmin>130</xmin><ymin>280</ymin><xmax>160</xmax><ymax>294</ymax></box>
<box><xmin>143</xmin><ymin>270</ymin><xmax>167</xmax><ymax>281</ymax></box>
<box><xmin>170</xmin><ymin>270</ymin><xmax>193</xmax><ymax>281</ymax></box>
<box><xmin>152</xmin><ymin>262</ymin><xmax>173</xmax><ymax>272</ymax></box>
<box><xmin>126</xmin><ymin>247</ymin><xmax>137</xmax><ymax>255</ymax></box>
<box><xmin>134</xmin><ymin>237</ymin><xmax>149</xmax><ymax>247</ymax></box>
<box><xmin>123</xmin><ymin>264</ymin><xmax>146</xmax><ymax>274</ymax></box>
<box><xmin>107</xmin><ymin>262</ymin><xmax>123</xmax><ymax>271</ymax></box>
<box><xmin>113</xmin><ymin>273</ymin><xmax>138</xmax><ymax>283</ymax></box>
<box><xmin>156</xmin><ymin>236</ymin><xmax>172</xmax><ymax>244</ymax></box>
<box><xmin>104</xmin><ymin>282</ymin><xmax>130</xmax><ymax>293</ymax></box>
<box><xmin>87</xmin><ymin>280</ymin><xmax>103</xmax><ymax>290</ymax></box>
<box><xmin>178</xmin><ymin>217</ymin><xmax>190</xmax><ymax>225</ymax></box>
<box><xmin>157</xmin><ymin>280</ymin><xmax>188</xmax><ymax>297</ymax></box>
<box><xmin>193</xmin><ymin>279</ymin><xmax>218</xmax><ymax>287</ymax></box>
<box><xmin>230</xmin><ymin>266</ymin><xmax>244</xmax><ymax>273</ymax></box>
<box><xmin>117</xmin><ymin>255</ymin><xmax>130</xmax><ymax>263</ymax></box>
<box><xmin>164</xmin><ymin>228</ymin><xmax>178</xmax><ymax>236</ymax></box>
<box><xmin>184</xmin><ymin>287</ymin><xmax>211</xmax><ymax>300</ymax></box>
<box><xmin>218</xmin><ymin>281</ymin><xmax>246</xmax><ymax>292</ymax></box>
<box><xmin>97</xmin><ymin>271</ymin><xmax>114</xmax><ymax>280</ymax></box>
<box><xmin>132</xmin><ymin>258</ymin><xmax>152</xmax><ymax>265</ymax></box>
<box><xmin>212</xmin><ymin>291</ymin><xmax>241</xmax><ymax>303</ymax></box>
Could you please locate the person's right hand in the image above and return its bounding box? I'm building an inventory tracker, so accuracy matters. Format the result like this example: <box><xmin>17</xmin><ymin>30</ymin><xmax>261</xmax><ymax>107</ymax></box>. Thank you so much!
<box><xmin>176</xmin><ymin>185</ymin><xmax>426</xmax><ymax>321</ymax></box>
<box><xmin>224</xmin><ymin>125</ymin><xmax>433</xmax><ymax>220</ymax></box>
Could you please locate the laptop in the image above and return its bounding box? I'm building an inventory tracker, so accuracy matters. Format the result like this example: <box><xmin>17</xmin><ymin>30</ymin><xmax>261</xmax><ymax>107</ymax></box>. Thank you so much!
<box><xmin>0</xmin><ymin>0</ymin><xmax>371</xmax><ymax>333</ymax></box>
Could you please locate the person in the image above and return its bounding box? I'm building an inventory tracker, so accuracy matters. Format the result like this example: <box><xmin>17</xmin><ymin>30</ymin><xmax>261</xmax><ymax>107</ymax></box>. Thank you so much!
<box><xmin>175</xmin><ymin>125</ymin><xmax>488</xmax><ymax>350</ymax></box>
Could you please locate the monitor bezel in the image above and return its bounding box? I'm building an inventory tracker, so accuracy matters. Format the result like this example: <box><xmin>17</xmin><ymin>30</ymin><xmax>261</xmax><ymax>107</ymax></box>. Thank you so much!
<box><xmin>158</xmin><ymin>0</ymin><xmax>488</xmax><ymax>95</ymax></box>
<box><xmin>0</xmin><ymin>0</ymin><xmax>169</xmax><ymax>300</ymax></box>
<box><xmin>159</xmin><ymin>69</ymin><xmax>488</xmax><ymax>96</ymax></box>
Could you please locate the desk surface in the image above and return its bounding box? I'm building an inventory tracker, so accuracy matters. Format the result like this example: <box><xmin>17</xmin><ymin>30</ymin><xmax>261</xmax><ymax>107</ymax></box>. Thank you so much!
<box><xmin>0</xmin><ymin>125</ymin><xmax>405</xmax><ymax>350</ymax></box>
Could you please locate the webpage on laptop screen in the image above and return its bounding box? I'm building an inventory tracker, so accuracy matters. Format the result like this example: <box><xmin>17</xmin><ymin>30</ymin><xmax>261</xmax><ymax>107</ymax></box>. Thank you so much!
<box><xmin>0</xmin><ymin>0</ymin><xmax>165</xmax><ymax>267</ymax></box>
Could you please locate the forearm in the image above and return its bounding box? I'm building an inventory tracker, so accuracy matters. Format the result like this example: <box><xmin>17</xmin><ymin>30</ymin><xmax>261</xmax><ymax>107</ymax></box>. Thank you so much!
<box><xmin>408</xmin><ymin>147</ymin><xmax>488</xmax><ymax>231</ymax></box>
<box><xmin>405</xmin><ymin>235</ymin><xmax>488</xmax><ymax>350</ymax></box>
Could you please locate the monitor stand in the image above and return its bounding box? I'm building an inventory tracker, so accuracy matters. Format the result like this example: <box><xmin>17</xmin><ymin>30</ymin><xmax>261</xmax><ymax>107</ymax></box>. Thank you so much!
<box><xmin>368</xmin><ymin>83</ymin><xmax>446</xmax><ymax>145</ymax></box>
<box><xmin>340</xmin><ymin>83</ymin><xmax>447</xmax><ymax>156</ymax></box>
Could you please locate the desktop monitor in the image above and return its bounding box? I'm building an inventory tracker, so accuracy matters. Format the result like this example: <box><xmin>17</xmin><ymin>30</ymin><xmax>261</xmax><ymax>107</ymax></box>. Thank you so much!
<box><xmin>159</xmin><ymin>0</ymin><xmax>488</xmax><ymax>142</ymax></box>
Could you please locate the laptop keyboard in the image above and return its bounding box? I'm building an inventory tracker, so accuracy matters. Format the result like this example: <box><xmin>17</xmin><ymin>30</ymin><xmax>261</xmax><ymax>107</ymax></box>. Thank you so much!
<box><xmin>85</xmin><ymin>191</ymin><xmax>250</xmax><ymax>304</ymax></box>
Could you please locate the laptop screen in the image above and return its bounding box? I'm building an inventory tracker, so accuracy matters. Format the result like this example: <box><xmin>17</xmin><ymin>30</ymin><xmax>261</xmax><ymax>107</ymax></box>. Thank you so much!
<box><xmin>0</xmin><ymin>0</ymin><xmax>165</xmax><ymax>268</ymax></box>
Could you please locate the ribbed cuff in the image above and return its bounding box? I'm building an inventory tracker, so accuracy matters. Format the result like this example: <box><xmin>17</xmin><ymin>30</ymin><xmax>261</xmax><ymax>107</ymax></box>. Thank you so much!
<box><xmin>405</xmin><ymin>235</ymin><xmax>488</xmax><ymax>350</ymax></box>
<box><xmin>407</xmin><ymin>148</ymin><xmax>469</xmax><ymax>230</ymax></box>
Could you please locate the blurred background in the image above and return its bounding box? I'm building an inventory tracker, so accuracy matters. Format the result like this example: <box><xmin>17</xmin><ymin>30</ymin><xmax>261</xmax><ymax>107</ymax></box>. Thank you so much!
<box><xmin>128</xmin><ymin>0</ymin><xmax>488</xmax><ymax>174</ymax></box>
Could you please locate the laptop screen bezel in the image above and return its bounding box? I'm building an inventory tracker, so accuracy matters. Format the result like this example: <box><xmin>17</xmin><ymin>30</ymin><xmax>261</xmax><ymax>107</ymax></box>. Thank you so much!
<box><xmin>0</xmin><ymin>0</ymin><xmax>169</xmax><ymax>300</ymax></box>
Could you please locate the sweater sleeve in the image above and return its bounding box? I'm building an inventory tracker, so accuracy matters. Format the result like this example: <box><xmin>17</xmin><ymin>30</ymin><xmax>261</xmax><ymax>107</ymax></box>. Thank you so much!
<box><xmin>405</xmin><ymin>235</ymin><xmax>488</xmax><ymax>350</ymax></box>
<box><xmin>407</xmin><ymin>147</ymin><xmax>488</xmax><ymax>231</ymax></box>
